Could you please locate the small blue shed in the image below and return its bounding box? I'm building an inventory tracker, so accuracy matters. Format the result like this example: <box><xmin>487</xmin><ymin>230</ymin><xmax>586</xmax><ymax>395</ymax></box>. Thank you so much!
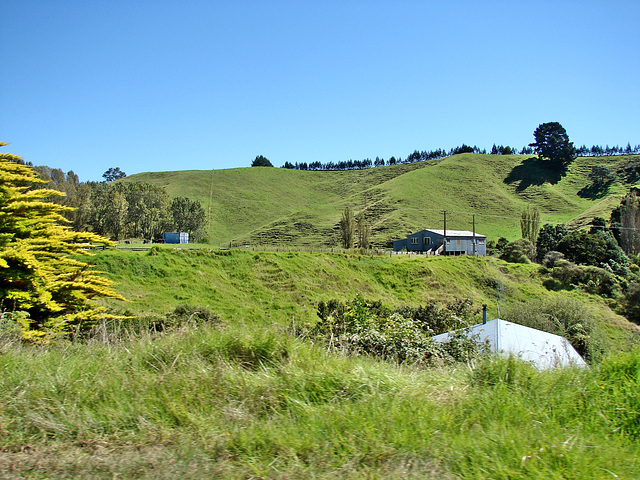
<box><xmin>393</xmin><ymin>229</ymin><xmax>486</xmax><ymax>255</ymax></box>
<box><xmin>162</xmin><ymin>232</ymin><xmax>190</xmax><ymax>244</ymax></box>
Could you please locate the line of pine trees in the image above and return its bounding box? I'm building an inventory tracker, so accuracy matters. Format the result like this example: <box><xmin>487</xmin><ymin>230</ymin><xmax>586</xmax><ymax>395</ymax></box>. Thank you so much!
<box><xmin>280</xmin><ymin>142</ymin><xmax>640</xmax><ymax>171</ymax></box>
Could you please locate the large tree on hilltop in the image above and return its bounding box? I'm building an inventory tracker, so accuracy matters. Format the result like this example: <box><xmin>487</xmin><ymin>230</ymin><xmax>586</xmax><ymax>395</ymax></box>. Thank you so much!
<box><xmin>251</xmin><ymin>155</ymin><xmax>273</xmax><ymax>167</ymax></box>
<box><xmin>529</xmin><ymin>122</ymin><xmax>576</xmax><ymax>172</ymax></box>
<box><xmin>103</xmin><ymin>167</ymin><xmax>126</xmax><ymax>182</ymax></box>
<box><xmin>0</xmin><ymin>142</ymin><xmax>125</xmax><ymax>339</ymax></box>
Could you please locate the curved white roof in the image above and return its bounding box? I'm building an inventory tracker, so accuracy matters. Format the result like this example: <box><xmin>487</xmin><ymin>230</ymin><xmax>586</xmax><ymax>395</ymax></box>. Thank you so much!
<box><xmin>432</xmin><ymin>319</ymin><xmax>587</xmax><ymax>369</ymax></box>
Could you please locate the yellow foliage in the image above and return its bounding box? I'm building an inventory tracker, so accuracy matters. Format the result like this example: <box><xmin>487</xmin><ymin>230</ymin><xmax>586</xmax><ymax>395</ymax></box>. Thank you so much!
<box><xmin>0</xmin><ymin>142</ymin><xmax>126</xmax><ymax>337</ymax></box>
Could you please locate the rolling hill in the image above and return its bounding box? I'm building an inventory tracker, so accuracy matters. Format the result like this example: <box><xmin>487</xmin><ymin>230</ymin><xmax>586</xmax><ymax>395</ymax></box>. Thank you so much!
<box><xmin>121</xmin><ymin>153</ymin><xmax>639</xmax><ymax>247</ymax></box>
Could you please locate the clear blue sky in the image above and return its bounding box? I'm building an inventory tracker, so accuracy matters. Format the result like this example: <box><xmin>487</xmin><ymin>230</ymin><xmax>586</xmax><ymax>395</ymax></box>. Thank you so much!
<box><xmin>2</xmin><ymin>0</ymin><xmax>639</xmax><ymax>181</ymax></box>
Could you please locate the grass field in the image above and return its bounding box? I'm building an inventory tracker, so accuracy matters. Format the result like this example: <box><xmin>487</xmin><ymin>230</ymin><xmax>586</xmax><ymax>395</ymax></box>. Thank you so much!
<box><xmin>2</xmin><ymin>313</ymin><xmax>640</xmax><ymax>478</ymax></box>
<box><xmin>120</xmin><ymin>153</ymin><xmax>639</xmax><ymax>247</ymax></box>
<box><xmin>2</xmin><ymin>248</ymin><xmax>640</xmax><ymax>478</ymax></box>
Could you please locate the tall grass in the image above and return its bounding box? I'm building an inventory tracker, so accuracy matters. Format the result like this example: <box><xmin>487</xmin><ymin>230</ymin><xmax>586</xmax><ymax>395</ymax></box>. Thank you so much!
<box><xmin>1</xmin><ymin>321</ymin><xmax>639</xmax><ymax>479</ymax></box>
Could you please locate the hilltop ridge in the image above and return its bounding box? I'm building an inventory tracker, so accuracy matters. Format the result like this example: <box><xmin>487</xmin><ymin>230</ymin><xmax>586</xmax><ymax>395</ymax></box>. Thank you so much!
<box><xmin>122</xmin><ymin>153</ymin><xmax>639</xmax><ymax>247</ymax></box>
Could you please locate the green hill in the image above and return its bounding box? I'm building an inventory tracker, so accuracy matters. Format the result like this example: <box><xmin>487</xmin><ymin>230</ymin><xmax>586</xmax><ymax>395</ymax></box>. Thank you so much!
<box><xmin>122</xmin><ymin>154</ymin><xmax>639</xmax><ymax>247</ymax></box>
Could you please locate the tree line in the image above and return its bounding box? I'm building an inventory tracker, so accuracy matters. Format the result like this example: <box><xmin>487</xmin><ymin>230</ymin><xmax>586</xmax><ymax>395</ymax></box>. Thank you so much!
<box><xmin>277</xmin><ymin>142</ymin><xmax>639</xmax><ymax>171</ymax></box>
<box><xmin>29</xmin><ymin>166</ymin><xmax>206</xmax><ymax>242</ymax></box>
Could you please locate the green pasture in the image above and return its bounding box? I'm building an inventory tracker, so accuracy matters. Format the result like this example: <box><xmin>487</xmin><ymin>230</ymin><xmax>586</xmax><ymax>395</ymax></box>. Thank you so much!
<box><xmin>120</xmin><ymin>154</ymin><xmax>639</xmax><ymax>247</ymax></box>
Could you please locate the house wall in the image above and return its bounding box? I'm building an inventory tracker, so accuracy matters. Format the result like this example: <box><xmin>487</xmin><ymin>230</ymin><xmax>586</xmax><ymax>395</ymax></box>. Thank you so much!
<box><xmin>445</xmin><ymin>237</ymin><xmax>486</xmax><ymax>256</ymax></box>
<box><xmin>392</xmin><ymin>239</ymin><xmax>408</xmax><ymax>251</ymax></box>
<box><xmin>397</xmin><ymin>230</ymin><xmax>444</xmax><ymax>253</ymax></box>
<box><xmin>393</xmin><ymin>230</ymin><xmax>486</xmax><ymax>255</ymax></box>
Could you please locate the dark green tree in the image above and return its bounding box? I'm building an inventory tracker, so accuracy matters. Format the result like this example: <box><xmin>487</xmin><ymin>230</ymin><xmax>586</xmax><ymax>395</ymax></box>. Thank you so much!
<box><xmin>529</xmin><ymin>122</ymin><xmax>576</xmax><ymax>172</ymax></box>
<box><xmin>589</xmin><ymin>166</ymin><xmax>616</xmax><ymax>188</ymax></box>
<box><xmin>251</xmin><ymin>155</ymin><xmax>273</xmax><ymax>167</ymax></box>
<box><xmin>535</xmin><ymin>223</ymin><xmax>569</xmax><ymax>262</ymax></box>
<box><xmin>102</xmin><ymin>167</ymin><xmax>127</xmax><ymax>182</ymax></box>
<box><xmin>170</xmin><ymin>196</ymin><xmax>206</xmax><ymax>238</ymax></box>
<box><xmin>555</xmin><ymin>230</ymin><xmax>629</xmax><ymax>275</ymax></box>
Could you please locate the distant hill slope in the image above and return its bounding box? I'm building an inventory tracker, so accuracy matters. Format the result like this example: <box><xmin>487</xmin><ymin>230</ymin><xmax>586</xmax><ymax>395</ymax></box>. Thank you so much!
<box><xmin>122</xmin><ymin>154</ymin><xmax>639</xmax><ymax>247</ymax></box>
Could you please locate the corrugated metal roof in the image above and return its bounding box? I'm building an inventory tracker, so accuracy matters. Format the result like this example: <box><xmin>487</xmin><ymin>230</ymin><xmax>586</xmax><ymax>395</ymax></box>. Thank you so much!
<box><xmin>424</xmin><ymin>229</ymin><xmax>486</xmax><ymax>238</ymax></box>
<box><xmin>432</xmin><ymin>319</ymin><xmax>587</xmax><ymax>369</ymax></box>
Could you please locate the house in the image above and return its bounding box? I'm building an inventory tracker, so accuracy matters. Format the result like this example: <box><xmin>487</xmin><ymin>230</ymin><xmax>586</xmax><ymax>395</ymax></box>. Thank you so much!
<box><xmin>432</xmin><ymin>317</ymin><xmax>587</xmax><ymax>370</ymax></box>
<box><xmin>392</xmin><ymin>229</ymin><xmax>486</xmax><ymax>255</ymax></box>
<box><xmin>162</xmin><ymin>232</ymin><xmax>189</xmax><ymax>244</ymax></box>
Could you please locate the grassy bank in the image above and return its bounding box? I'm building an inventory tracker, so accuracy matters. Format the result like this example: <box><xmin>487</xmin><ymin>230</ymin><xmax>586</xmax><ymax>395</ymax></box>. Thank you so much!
<box><xmin>1</xmin><ymin>321</ymin><xmax>639</xmax><ymax>479</ymax></box>
<box><xmin>2</xmin><ymin>248</ymin><xmax>639</xmax><ymax>478</ymax></box>
<box><xmin>89</xmin><ymin>248</ymin><xmax>636</xmax><ymax>347</ymax></box>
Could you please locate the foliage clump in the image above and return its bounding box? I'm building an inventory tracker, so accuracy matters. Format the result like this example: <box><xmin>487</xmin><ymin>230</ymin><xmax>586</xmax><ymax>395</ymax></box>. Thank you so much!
<box><xmin>0</xmin><ymin>143</ymin><xmax>125</xmax><ymax>339</ymax></box>
<box><xmin>502</xmin><ymin>296</ymin><xmax>604</xmax><ymax>362</ymax></box>
<box><xmin>500</xmin><ymin>238</ymin><xmax>535</xmax><ymax>263</ymax></box>
<box><xmin>311</xmin><ymin>294</ymin><xmax>480</xmax><ymax>364</ymax></box>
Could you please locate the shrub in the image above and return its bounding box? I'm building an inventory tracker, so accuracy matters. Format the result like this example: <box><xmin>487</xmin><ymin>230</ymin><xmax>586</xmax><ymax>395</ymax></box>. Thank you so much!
<box><xmin>536</xmin><ymin>224</ymin><xmax>569</xmax><ymax>262</ymax></box>
<box><xmin>556</xmin><ymin>230</ymin><xmax>629</xmax><ymax>276</ymax></box>
<box><xmin>487</xmin><ymin>237</ymin><xmax>509</xmax><ymax>256</ymax></box>
<box><xmin>542</xmin><ymin>250</ymin><xmax>565</xmax><ymax>267</ymax></box>
<box><xmin>394</xmin><ymin>298</ymin><xmax>477</xmax><ymax>335</ymax></box>
<box><xmin>502</xmin><ymin>296</ymin><xmax>604</xmax><ymax>362</ymax></box>
<box><xmin>620</xmin><ymin>282</ymin><xmax>640</xmax><ymax>324</ymax></box>
<box><xmin>312</xmin><ymin>295</ymin><xmax>480</xmax><ymax>364</ymax></box>
<box><xmin>500</xmin><ymin>238</ymin><xmax>535</xmax><ymax>263</ymax></box>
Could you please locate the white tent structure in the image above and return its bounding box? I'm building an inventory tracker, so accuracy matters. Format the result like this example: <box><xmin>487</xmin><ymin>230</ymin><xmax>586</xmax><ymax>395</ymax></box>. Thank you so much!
<box><xmin>432</xmin><ymin>318</ymin><xmax>587</xmax><ymax>369</ymax></box>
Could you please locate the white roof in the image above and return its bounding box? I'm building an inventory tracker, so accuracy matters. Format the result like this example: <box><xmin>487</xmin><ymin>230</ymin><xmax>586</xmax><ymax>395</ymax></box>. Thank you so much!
<box><xmin>432</xmin><ymin>319</ymin><xmax>587</xmax><ymax>369</ymax></box>
<box><xmin>425</xmin><ymin>229</ymin><xmax>486</xmax><ymax>238</ymax></box>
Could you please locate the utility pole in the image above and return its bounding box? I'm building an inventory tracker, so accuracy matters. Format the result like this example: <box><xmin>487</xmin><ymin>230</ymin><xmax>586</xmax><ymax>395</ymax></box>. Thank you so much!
<box><xmin>441</xmin><ymin>210</ymin><xmax>448</xmax><ymax>254</ymax></box>
<box><xmin>472</xmin><ymin>214</ymin><xmax>476</xmax><ymax>256</ymax></box>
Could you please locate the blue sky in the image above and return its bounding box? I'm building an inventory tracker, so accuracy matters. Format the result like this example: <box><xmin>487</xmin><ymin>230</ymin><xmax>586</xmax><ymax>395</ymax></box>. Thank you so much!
<box><xmin>2</xmin><ymin>0</ymin><xmax>639</xmax><ymax>181</ymax></box>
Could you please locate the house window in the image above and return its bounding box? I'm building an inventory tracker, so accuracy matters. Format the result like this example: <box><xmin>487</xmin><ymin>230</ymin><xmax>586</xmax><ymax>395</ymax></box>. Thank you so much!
<box><xmin>410</xmin><ymin>237</ymin><xmax>419</xmax><ymax>245</ymax></box>
<box><xmin>424</xmin><ymin>237</ymin><xmax>431</xmax><ymax>245</ymax></box>
<box><xmin>478</xmin><ymin>238</ymin><xmax>485</xmax><ymax>244</ymax></box>
<box><xmin>456</xmin><ymin>239</ymin><xmax>461</xmax><ymax>247</ymax></box>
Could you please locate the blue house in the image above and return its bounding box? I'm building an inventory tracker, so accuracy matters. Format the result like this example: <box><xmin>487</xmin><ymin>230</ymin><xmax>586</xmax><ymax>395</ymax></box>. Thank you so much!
<box><xmin>392</xmin><ymin>229</ymin><xmax>486</xmax><ymax>255</ymax></box>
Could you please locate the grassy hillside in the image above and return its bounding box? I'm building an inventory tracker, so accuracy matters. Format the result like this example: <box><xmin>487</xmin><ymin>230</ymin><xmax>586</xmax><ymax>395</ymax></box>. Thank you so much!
<box><xmin>2</xmin><ymin>249</ymin><xmax>640</xmax><ymax>478</ymax></box>
<box><xmin>90</xmin><ymin>248</ymin><xmax>638</xmax><ymax>349</ymax></box>
<box><xmin>121</xmin><ymin>154</ymin><xmax>639</xmax><ymax>247</ymax></box>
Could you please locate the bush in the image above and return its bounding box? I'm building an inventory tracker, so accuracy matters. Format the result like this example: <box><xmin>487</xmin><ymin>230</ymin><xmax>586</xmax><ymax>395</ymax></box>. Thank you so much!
<box><xmin>540</xmin><ymin>253</ymin><xmax>624</xmax><ymax>297</ymax></box>
<box><xmin>312</xmin><ymin>295</ymin><xmax>480</xmax><ymax>364</ymax></box>
<box><xmin>487</xmin><ymin>237</ymin><xmax>509</xmax><ymax>256</ymax></box>
<box><xmin>502</xmin><ymin>296</ymin><xmax>605</xmax><ymax>362</ymax></box>
<box><xmin>500</xmin><ymin>238</ymin><xmax>535</xmax><ymax>263</ymax></box>
<box><xmin>556</xmin><ymin>230</ymin><xmax>629</xmax><ymax>276</ymax></box>
<box><xmin>395</xmin><ymin>298</ymin><xmax>477</xmax><ymax>335</ymax></box>
<box><xmin>542</xmin><ymin>250</ymin><xmax>565</xmax><ymax>267</ymax></box>
<box><xmin>620</xmin><ymin>282</ymin><xmax>640</xmax><ymax>324</ymax></box>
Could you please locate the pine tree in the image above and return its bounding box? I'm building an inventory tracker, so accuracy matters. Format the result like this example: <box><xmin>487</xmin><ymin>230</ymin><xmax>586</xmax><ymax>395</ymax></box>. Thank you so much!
<box><xmin>520</xmin><ymin>206</ymin><xmax>540</xmax><ymax>248</ymax></box>
<box><xmin>339</xmin><ymin>206</ymin><xmax>355</xmax><ymax>248</ymax></box>
<box><xmin>356</xmin><ymin>212</ymin><xmax>371</xmax><ymax>249</ymax></box>
<box><xmin>0</xmin><ymin>142</ymin><xmax>125</xmax><ymax>339</ymax></box>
